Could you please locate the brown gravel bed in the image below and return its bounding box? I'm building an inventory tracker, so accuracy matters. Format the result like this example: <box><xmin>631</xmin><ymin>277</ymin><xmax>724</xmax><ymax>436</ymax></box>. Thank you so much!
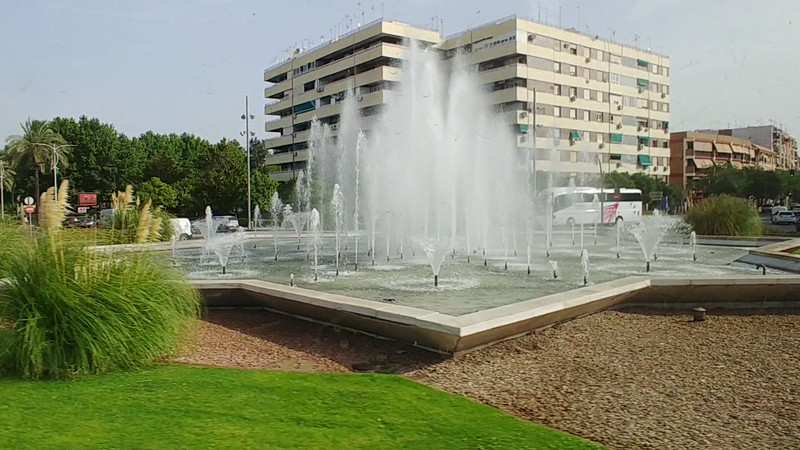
<box><xmin>410</xmin><ymin>311</ymin><xmax>800</xmax><ymax>449</ymax></box>
<box><xmin>174</xmin><ymin>309</ymin><xmax>442</xmax><ymax>373</ymax></box>
<box><xmin>176</xmin><ymin>309</ymin><xmax>800</xmax><ymax>449</ymax></box>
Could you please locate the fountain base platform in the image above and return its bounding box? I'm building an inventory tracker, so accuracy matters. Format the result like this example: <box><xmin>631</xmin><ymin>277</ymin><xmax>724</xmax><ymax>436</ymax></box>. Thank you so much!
<box><xmin>194</xmin><ymin>275</ymin><xmax>800</xmax><ymax>354</ymax></box>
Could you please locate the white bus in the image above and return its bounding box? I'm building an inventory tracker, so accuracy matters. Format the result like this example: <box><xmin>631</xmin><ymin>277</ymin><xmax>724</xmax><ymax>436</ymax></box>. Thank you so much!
<box><xmin>539</xmin><ymin>187</ymin><xmax>643</xmax><ymax>226</ymax></box>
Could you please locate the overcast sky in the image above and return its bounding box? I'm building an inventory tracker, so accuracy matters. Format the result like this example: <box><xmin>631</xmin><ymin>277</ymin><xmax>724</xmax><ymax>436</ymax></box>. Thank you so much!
<box><xmin>2</xmin><ymin>0</ymin><xmax>799</xmax><ymax>146</ymax></box>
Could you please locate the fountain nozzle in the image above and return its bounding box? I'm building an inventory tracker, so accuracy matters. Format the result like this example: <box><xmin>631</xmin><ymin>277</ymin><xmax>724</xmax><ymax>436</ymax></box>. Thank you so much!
<box><xmin>290</xmin><ymin>273</ymin><xmax>295</xmax><ymax>287</ymax></box>
<box><xmin>646</xmin><ymin>261</ymin><xmax>651</xmax><ymax>272</ymax></box>
<box><xmin>553</xmin><ymin>270</ymin><xmax>558</xmax><ymax>279</ymax></box>
<box><xmin>504</xmin><ymin>261</ymin><xmax>508</xmax><ymax>270</ymax></box>
<box><xmin>222</xmin><ymin>266</ymin><xmax>226</xmax><ymax>275</ymax></box>
<box><xmin>434</xmin><ymin>275</ymin><xmax>439</xmax><ymax>287</ymax></box>
<box><xmin>527</xmin><ymin>266</ymin><xmax>531</xmax><ymax>276</ymax></box>
<box><xmin>583</xmin><ymin>275</ymin><xmax>587</xmax><ymax>285</ymax></box>
<box><xmin>756</xmin><ymin>264</ymin><xmax>766</xmax><ymax>275</ymax></box>
<box><xmin>693</xmin><ymin>254</ymin><xmax>697</xmax><ymax>262</ymax></box>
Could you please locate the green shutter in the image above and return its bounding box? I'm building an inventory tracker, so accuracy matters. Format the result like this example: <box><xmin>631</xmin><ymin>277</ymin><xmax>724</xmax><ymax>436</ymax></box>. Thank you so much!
<box><xmin>293</xmin><ymin>101</ymin><xmax>316</xmax><ymax>114</ymax></box>
<box><xmin>637</xmin><ymin>78</ymin><xmax>650</xmax><ymax>87</ymax></box>
<box><xmin>637</xmin><ymin>59</ymin><xmax>649</xmax><ymax>67</ymax></box>
<box><xmin>570</xmin><ymin>131</ymin><xmax>581</xmax><ymax>140</ymax></box>
<box><xmin>638</xmin><ymin>154</ymin><xmax>652</xmax><ymax>167</ymax></box>
<box><xmin>519</xmin><ymin>124</ymin><xmax>530</xmax><ymax>133</ymax></box>
<box><xmin>638</xmin><ymin>136</ymin><xmax>650</xmax><ymax>142</ymax></box>
<box><xmin>610</xmin><ymin>153</ymin><xmax>622</xmax><ymax>161</ymax></box>
<box><xmin>611</xmin><ymin>133</ymin><xmax>623</xmax><ymax>144</ymax></box>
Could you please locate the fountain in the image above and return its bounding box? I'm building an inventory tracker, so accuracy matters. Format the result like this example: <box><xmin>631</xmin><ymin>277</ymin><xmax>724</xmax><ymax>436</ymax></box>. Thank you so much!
<box><xmin>270</xmin><ymin>192</ymin><xmax>283</xmax><ymax>261</ymax></box>
<box><xmin>253</xmin><ymin>205</ymin><xmax>261</xmax><ymax>229</ymax></box>
<box><xmin>580</xmin><ymin>249</ymin><xmax>590</xmax><ymax>285</ymax></box>
<box><xmin>631</xmin><ymin>210</ymin><xmax>673</xmax><ymax>272</ymax></box>
<box><xmin>332</xmin><ymin>184</ymin><xmax>344</xmax><ymax>276</ymax></box>
<box><xmin>421</xmin><ymin>240</ymin><xmax>448</xmax><ymax>288</ymax></box>
<box><xmin>689</xmin><ymin>230</ymin><xmax>697</xmax><ymax>262</ymax></box>
<box><xmin>176</xmin><ymin>38</ymin><xmax>781</xmax><ymax>318</ymax></box>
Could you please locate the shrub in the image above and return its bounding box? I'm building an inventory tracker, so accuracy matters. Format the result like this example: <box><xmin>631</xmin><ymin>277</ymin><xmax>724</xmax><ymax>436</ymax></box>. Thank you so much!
<box><xmin>107</xmin><ymin>185</ymin><xmax>174</xmax><ymax>244</ymax></box>
<box><xmin>0</xmin><ymin>184</ymin><xmax>200</xmax><ymax>379</ymax></box>
<box><xmin>685</xmin><ymin>195</ymin><xmax>762</xmax><ymax>236</ymax></box>
<box><xmin>0</xmin><ymin>223</ymin><xmax>29</xmax><ymax>279</ymax></box>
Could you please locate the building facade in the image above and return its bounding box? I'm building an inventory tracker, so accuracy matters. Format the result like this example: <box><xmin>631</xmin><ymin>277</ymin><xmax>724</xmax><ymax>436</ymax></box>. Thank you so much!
<box><xmin>668</xmin><ymin>131</ymin><xmax>778</xmax><ymax>192</ymax></box>
<box><xmin>716</xmin><ymin>125</ymin><xmax>799</xmax><ymax>171</ymax></box>
<box><xmin>262</xmin><ymin>15</ymin><xmax>671</xmax><ymax>183</ymax></box>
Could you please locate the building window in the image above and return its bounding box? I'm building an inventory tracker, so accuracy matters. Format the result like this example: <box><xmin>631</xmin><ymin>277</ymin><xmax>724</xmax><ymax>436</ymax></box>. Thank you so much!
<box><xmin>568</xmin><ymin>44</ymin><xmax>578</xmax><ymax>55</ymax></box>
<box><xmin>651</xmin><ymin>100</ymin><xmax>658</xmax><ymax>110</ymax></box>
<box><xmin>610</xmin><ymin>73</ymin><xmax>620</xmax><ymax>84</ymax></box>
<box><xmin>583</xmin><ymin>110</ymin><xmax>590</xmax><ymax>121</ymax></box>
<box><xmin>583</xmin><ymin>47</ymin><xmax>590</xmax><ymax>58</ymax></box>
<box><xmin>596</xmin><ymin>112</ymin><xmax>604</xmax><ymax>122</ymax></box>
<box><xmin>569</xmin><ymin>65</ymin><xmax>577</xmax><ymax>76</ymax></box>
<box><xmin>661</xmin><ymin>103</ymin><xmax>668</xmax><ymax>112</ymax></box>
<box><xmin>569</xmin><ymin>108</ymin><xmax>577</xmax><ymax>119</ymax></box>
<box><xmin>652</xmin><ymin>64</ymin><xmax>659</xmax><ymax>74</ymax></box>
<box><xmin>662</xmin><ymin>66</ymin><xmax>669</xmax><ymax>76</ymax></box>
<box><xmin>596</xmin><ymin>91</ymin><xmax>604</xmax><ymax>102</ymax></box>
<box><xmin>598</xmin><ymin>133</ymin><xmax>604</xmax><ymax>144</ymax></box>
<box><xmin>596</xmin><ymin>71</ymin><xmax>605</xmax><ymax>82</ymax></box>
<box><xmin>553</xmin><ymin>106</ymin><xmax>561</xmax><ymax>117</ymax></box>
<box><xmin>583</xmin><ymin>88</ymin><xmax>590</xmax><ymax>100</ymax></box>
<box><xmin>554</xmin><ymin>84</ymin><xmax>562</xmax><ymax>95</ymax></box>
<box><xmin>610</xmin><ymin>54</ymin><xmax>622</xmax><ymax>65</ymax></box>
<box><xmin>554</xmin><ymin>62</ymin><xmax>561</xmax><ymax>73</ymax></box>
<box><xmin>569</xmin><ymin>86</ymin><xmax>578</xmax><ymax>97</ymax></box>
<box><xmin>561</xmin><ymin>151</ymin><xmax>571</xmax><ymax>161</ymax></box>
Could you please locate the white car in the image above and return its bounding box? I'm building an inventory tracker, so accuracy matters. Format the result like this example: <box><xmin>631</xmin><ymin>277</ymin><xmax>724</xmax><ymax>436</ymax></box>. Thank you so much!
<box><xmin>773</xmin><ymin>211</ymin><xmax>797</xmax><ymax>225</ymax></box>
<box><xmin>169</xmin><ymin>218</ymin><xmax>193</xmax><ymax>240</ymax></box>
<box><xmin>771</xmin><ymin>206</ymin><xmax>788</xmax><ymax>223</ymax></box>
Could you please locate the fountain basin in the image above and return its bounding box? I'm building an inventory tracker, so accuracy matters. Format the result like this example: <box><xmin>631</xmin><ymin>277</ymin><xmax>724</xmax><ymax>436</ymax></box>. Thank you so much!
<box><xmin>195</xmin><ymin>274</ymin><xmax>800</xmax><ymax>354</ymax></box>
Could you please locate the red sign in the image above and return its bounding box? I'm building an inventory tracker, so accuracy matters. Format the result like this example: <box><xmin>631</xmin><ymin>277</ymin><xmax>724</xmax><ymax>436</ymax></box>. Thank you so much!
<box><xmin>78</xmin><ymin>193</ymin><xmax>98</xmax><ymax>207</ymax></box>
<box><xmin>24</xmin><ymin>205</ymin><xmax>36</xmax><ymax>214</ymax></box>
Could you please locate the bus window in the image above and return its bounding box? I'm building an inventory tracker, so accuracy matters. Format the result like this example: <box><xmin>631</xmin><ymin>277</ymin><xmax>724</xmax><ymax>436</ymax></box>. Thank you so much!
<box><xmin>553</xmin><ymin>195</ymin><xmax>573</xmax><ymax>212</ymax></box>
<box><xmin>621</xmin><ymin>193</ymin><xmax>642</xmax><ymax>202</ymax></box>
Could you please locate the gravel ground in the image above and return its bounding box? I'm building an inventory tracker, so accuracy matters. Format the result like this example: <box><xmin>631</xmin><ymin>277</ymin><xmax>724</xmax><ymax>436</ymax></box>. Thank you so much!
<box><xmin>176</xmin><ymin>309</ymin><xmax>800</xmax><ymax>449</ymax></box>
<box><xmin>410</xmin><ymin>311</ymin><xmax>800</xmax><ymax>449</ymax></box>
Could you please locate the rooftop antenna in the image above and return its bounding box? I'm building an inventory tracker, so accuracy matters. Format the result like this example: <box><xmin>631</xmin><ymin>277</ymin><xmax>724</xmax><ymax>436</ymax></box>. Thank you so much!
<box><xmin>559</xmin><ymin>6</ymin><xmax>562</xmax><ymax>28</ymax></box>
<box><xmin>577</xmin><ymin>5</ymin><xmax>580</xmax><ymax>30</ymax></box>
<box><xmin>538</xmin><ymin>2</ymin><xmax>541</xmax><ymax>21</ymax></box>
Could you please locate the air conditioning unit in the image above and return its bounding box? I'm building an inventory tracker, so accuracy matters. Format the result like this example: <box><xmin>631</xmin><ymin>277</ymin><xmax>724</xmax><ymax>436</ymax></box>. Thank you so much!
<box><xmin>616</xmin><ymin>162</ymin><xmax>623</xmax><ymax>168</ymax></box>
<box><xmin>599</xmin><ymin>143</ymin><xmax>605</xmax><ymax>149</ymax></box>
<box><xmin>638</xmin><ymin>87</ymin><xmax>645</xmax><ymax>93</ymax></box>
<box><xmin>616</xmin><ymin>123</ymin><xmax>623</xmax><ymax>129</ymax></box>
<box><xmin>358</xmin><ymin>96</ymin><xmax>364</xmax><ymax>102</ymax></box>
<box><xmin>519</xmin><ymin>111</ymin><xmax>528</xmax><ymax>119</ymax></box>
<box><xmin>637</xmin><ymin>143</ymin><xmax>644</xmax><ymax>150</ymax></box>
<box><xmin>330</xmin><ymin>123</ymin><xmax>339</xmax><ymax>130</ymax></box>
<box><xmin>662</xmin><ymin>166</ymin><xmax>668</xmax><ymax>171</ymax></box>
<box><xmin>617</xmin><ymin>105</ymin><xmax>623</xmax><ymax>111</ymax></box>
<box><xmin>661</xmin><ymin>93</ymin><xmax>666</xmax><ymax>99</ymax></box>
<box><xmin>527</xmin><ymin>34</ymin><xmax>535</xmax><ymax>42</ymax></box>
<box><xmin>585</xmin><ymin>79</ymin><xmax>590</xmax><ymax>84</ymax></box>
<box><xmin>316</xmin><ymin>85</ymin><xmax>324</xmax><ymax>92</ymax></box>
<box><xmin>570</xmin><ymin>96</ymin><xmax>577</xmax><ymax>102</ymax></box>
<box><xmin>563</xmin><ymin>43</ymin><xmax>570</xmax><ymax>49</ymax></box>
<box><xmin>637</xmin><ymin>125</ymin><xmax>644</xmax><ymax>131</ymax></box>
<box><xmin>585</xmin><ymin>57</ymin><xmax>591</xmax><ymax>63</ymax></box>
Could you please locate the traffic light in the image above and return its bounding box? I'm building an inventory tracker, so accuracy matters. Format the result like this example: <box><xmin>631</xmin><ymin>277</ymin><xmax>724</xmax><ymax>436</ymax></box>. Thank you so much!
<box><xmin>791</xmin><ymin>169</ymin><xmax>796</xmax><ymax>177</ymax></box>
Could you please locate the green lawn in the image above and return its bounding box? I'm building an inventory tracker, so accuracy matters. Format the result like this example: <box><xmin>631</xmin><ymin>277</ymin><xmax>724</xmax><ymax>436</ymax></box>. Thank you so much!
<box><xmin>0</xmin><ymin>365</ymin><xmax>598</xmax><ymax>449</ymax></box>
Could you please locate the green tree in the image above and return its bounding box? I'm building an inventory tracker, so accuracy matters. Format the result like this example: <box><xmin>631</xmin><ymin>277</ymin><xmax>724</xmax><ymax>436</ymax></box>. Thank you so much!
<box><xmin>51</xmin><ymin>116</ymin><xmax>145</xmax><ymax>199</ymax></box>
<box><xmin>251</xmin><ymin>170</ymin><xmax>279</xmax><ymax>212</ymax></box>
<box><xmin>602</xmin><ymin>171</ymin><xmax>635</xmax><ymax>189</ymax></box>
<box><xmin>194</xmin><ymin>139</ymin><xmax>246</xmax><ymax>214</ymax></box>
<box><xmin>135</xmin><ymin>177</ymin><xmax>179</xmax><ymax>209</ymax></box>
<box><xmin>5</xmin><ymin>119</ymin><xmax>67</xmax><ymax>200</ymax></box>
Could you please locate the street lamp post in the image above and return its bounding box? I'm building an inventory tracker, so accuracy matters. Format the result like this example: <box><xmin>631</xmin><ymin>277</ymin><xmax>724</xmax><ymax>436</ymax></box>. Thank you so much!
<box><xmin>241</xmin><ymin>95</ymin><xmax>255</xmax><ymax>230</ymax></box>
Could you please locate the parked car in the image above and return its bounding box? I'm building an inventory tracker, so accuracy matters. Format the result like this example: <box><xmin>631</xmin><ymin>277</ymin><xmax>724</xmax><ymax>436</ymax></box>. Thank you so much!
<box><xmin>63</xmin><ymin>215</ymin><xmax>96</xmax><ymax>228</ymax></box>
<box><xmin>773</xmin><ymin>211</ymin><xmax>797</xmax><ymax>225</ymax></box>
<box><xmin>169</xmin><ymin>218</ymin><xmax>193</xmax><ymax>240</ymax></box>
<box><xmin>214</xmin><ymin>215</ymin><xmax>240</xmax><ymax>233</ymax></box>
<box><xmin>771</xmin><ymin>206</ymin><xmax>788</xmax><ymax>223</ymax></box>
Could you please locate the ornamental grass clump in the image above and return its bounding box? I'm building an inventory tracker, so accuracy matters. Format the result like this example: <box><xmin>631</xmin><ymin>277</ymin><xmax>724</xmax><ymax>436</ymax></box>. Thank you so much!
<box><xmin>685</xmin><ymin>195</ymin><xmax>762</xmax><ymax>237</ymax></box>
<box><xmin>0</xmin><ymin>182</ymin><xmax>200</xmax><ymax>379</ymax></box>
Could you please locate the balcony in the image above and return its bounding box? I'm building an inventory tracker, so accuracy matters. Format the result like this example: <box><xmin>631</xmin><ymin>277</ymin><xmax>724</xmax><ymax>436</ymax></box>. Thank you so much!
<box><xmin>267</xmin><ymin>170</ymin><xmax>295</xmax><ymax>182</ymax></box>
<box><xmin>487</xmin><ymin>86</ymin><xmax>528</xmax><ymax>104</ymax></box>
<box><xmin>477</xmin><ymin>64</ymin><xmax>527</xmax><ymax>84</ymax></box>
<box><xmin>293</xmin><ymin>42</ymin><xmax>407</xmax><ymax>86</ymax></box>
<box><xmin>264</xmin><ymin>149</ymin><xmax>310</xmax><ymax>166</ymax></box>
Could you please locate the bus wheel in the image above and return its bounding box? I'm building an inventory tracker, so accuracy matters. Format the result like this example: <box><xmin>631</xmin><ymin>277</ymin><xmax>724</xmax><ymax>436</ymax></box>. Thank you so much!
<box><xmin>567</xmin><ymin>218</ymin><xmax>576</xmax><ymax>227</ymax></box>
<box><xmin>615</xmin><ymin>216</ymin><xmax>624</xmax><ymax>224</ymax></box>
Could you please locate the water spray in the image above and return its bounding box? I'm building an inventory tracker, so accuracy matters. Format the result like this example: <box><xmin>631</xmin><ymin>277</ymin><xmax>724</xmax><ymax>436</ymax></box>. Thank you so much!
<box><xmin>290</xmin><ymin>273</ymin><xmax>295</xmax><ymax>286</ymax></box>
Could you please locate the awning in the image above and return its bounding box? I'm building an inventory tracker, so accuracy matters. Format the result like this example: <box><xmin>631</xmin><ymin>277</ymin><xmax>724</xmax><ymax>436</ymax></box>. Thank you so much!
<box><xmin>519</xmin><ymin>124</ymin><xmax>530</xmax><ymax>133</ymax></box>
<box><xmin>611</xmin><ymin>133</ymin><xmax>623</xmax><ymax>144</ymax></box>
<box><xmin>713</xmin><ymin>142</ymin><xmax>732</xmax><ymax>154</ymax></box>
<box><xmin>637</xmin><ymin>59</ymin><xmax>650</xmax><ymax>67</ymax></box>
<box><xmin>638</xmin><ymin>154</ymin><xmax>652</xmax><ymax>167</ymax></box>
<box><xmin>637</xmin><ymin>78</ymin><xmax>650</xmax><ymax>87</ymax></box>
<box><xmin>293</xmin><ymin>101</ymin><xmax>316</xmax><ymax>114</ymax></box>
<box><xmin>693</xmin><ymin>159</ymin><xmax>714</xmax><ymax>169</ymax></box>
<box><xmin>694</xmin><ymin>141</ymin><xmax>713</xmax><ymax>152</ymax></box>
<box><xmin>570</xmin><ymin>131</ymin><xmax>581</xmax><ymax>140</ymax></box>
<box><xmin>638</xmin><ymin>136</ymin><xmax>650</xmax><ymax>142</ymax></box>
<box><xmin>731</xmin><ymin>144</ymin><xmax>747</xmax><ymax>154</ymax></box>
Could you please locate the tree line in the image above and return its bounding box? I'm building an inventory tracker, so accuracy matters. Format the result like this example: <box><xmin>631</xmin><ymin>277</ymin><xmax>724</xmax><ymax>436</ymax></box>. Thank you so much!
<box><xmin>1</xmin><ymin>117</ymin><xmax>278</xmax><ymax>218</ymax></box>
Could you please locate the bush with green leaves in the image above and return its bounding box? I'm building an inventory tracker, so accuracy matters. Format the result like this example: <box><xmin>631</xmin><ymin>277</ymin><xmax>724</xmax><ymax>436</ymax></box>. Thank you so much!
<box><xmin>685</xmin><ymin>195</ymin><xmax>762</xmax><ymax>237</ymax></box>
<box><xmin>0</xmin><ymin>223</ymin><xmax>30</xmax><ymax>279</ymax></box>
<box><xmin>0</xmin><ymin>185</ymin><xmax>199</xmax><ymax>379</ymax></box>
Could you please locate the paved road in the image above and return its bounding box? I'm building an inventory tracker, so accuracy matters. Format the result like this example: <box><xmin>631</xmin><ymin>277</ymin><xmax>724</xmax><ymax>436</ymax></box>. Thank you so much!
<box><xmin>760</xmin><ymin>213</ymin><xmax>798</xmax><ymax>234</ymax></box>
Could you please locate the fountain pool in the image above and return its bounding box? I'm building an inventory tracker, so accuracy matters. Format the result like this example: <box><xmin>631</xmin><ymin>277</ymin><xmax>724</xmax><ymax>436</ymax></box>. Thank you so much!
<box><xmin>178</xmin><ymin>229</ymin><xmax>769</xmax><ymax>316</ymax></box>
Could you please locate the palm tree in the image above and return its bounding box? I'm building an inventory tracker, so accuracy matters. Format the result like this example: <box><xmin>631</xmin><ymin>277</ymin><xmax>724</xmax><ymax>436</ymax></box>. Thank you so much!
<box><xmin>5</xmin><ymin>119</ymin><xmax>68</xmax><ymax>202</ymax></box>
<box><xmin>0</xmin><ymin>151</ymin><xmax>15</xmax><ymax>219</ymax></box>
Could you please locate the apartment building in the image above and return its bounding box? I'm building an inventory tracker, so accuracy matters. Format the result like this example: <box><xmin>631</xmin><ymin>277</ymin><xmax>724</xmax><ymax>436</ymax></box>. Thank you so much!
<box><xmin>263</xmin><ymin>15</ymin><xmax>671</xmax><ymax>183</ymax></box>
<box><xmin>668</xmin><ymin>131</ymin><xmax>778</xmax><ymax>192</ymax></box>
<box><xmin>716</xmin><ymin>125</ymin><xmax>799</xmax><ymax>171</ymax></box>
<box><xmin>262</xmin><ymin>20</ymin><xmax>440</xmax><ymax>181</ymax></box>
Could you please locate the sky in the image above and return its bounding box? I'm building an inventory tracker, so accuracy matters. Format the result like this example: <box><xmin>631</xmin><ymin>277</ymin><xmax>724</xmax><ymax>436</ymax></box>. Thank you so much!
<box><xmin>2</xmin><ymin>0</ymin><xmax>800</xmax><ymax>146</ymax></box>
